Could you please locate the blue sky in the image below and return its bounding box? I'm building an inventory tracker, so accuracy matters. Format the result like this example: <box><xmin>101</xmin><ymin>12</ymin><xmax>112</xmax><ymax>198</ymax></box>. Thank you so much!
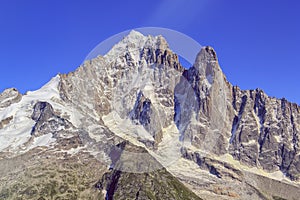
<box><xmin>0</xmin><ymin>0</ymin><xmax>300</xmax><ymax>104</ymax></box>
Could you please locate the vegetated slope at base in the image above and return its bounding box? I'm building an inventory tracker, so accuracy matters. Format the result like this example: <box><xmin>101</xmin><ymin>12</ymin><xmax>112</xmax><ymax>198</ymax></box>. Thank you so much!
<box><xmin>96</xmin><ymin>140</ymin><xmax>203</xmax><ymax>200</ymax></box>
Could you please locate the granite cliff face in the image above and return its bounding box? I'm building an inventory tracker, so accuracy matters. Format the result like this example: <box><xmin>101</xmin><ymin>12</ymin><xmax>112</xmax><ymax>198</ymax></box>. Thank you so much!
<box><xmin>182</xmin><ymin>46</ymin><xmax>300</xmax><ymax>181</ymax></box>
<box><xmin>229</xmin><ymin>87</ymin><xmax>300</xmax><ymax>180</ymax></box>
<box><xmin>0</xmin><ymin>30</ymin><xmax>299</xmax><ymax>199</ymax></box>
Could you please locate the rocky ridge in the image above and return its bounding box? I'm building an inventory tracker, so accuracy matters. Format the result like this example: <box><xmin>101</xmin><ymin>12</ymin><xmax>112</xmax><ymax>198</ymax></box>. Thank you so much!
<box><xmin>0</xmin><ymin>30</ymin><xmax>299</xmax><ymax>199</ymax></box>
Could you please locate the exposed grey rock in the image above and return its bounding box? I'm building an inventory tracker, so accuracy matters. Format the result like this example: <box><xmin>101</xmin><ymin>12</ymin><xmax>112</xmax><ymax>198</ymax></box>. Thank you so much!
<box><xmin>180</xmin><ymin>146</ymin><xmax>300</xmax><ymax>200</ymax></box>
<box><xmin>0</xmin><ymin>88</ymin><xmax>22</xmax><ymax>108</ymax></box>
<box><xmin>31</xmin><ymin>101</ymin><xmax>73</xmax><ymax>137</ymax></box>
<box><xmin>59</xmin><ymin>32</ymin><xmax>300</xmax><ymax>184</ymax></box>
<box><xmin>178</xmin><ymin>46</ymin><xmax>234</xmax><ymax>155</ymax></box>
<box><xmin>0</xmin><ymin>116</ymin><xmax>13</xmax><ymax>129</ymax></box>
<box><xmin>130</xmin><ymin>91</ymin><xmax>163</xmax><ymax>143</ymax></box>
<box><xmin>228</xmin><ymin>86</ymin><xmax>300</xmax><ymax>180</ymax></box>
<box><xmin>175</xmin><ymin>45</ymin><xmax>300</xmax><ymax>181</ymax></box>
<box><xmin>1</xmin><ymin>31</ymin><xmax>300</xmax><ymax>200</ymax></box>
<box><xmin>31</xmin><ymin>101</ymin><xmax>55</xmax><ymax>122</ymax></box>
<box><xmin>58</xmin><ymin>33</ymin><xmax>184</xmax><ymax>148</ymax></box>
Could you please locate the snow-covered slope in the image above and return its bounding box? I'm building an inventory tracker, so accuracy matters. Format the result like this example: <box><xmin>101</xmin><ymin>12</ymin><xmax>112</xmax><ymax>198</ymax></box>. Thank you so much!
<box><xmin>0</xmin><ymin>75</ymin><xmax>86</xmax><ymax>155</ymax></box>
<box><xmin>0</xmin><ymin>76</ymin><xmax>59</xmax><ymax>152</ymax></box>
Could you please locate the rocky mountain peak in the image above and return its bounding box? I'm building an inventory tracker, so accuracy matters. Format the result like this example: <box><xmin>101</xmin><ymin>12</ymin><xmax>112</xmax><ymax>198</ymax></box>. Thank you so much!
<box><xmin>104</xmin><ymin>30</ymin><xmax>172</xmax><ymax>64</ymax></box>
<box><xmin>193</xmin><ymin>46</ymin><xmax>221</xmax><ymax>80</ymax></box>
<box><xmin>121</xmin><ymin>30</ymin><xmax>169</xmax><ymax>50</ymax></box>
<box><xmin>1</xmin><ymin>31</ymin><xmax>300</xmax><ymax>200</ymax></box>
<box><xmin>124</xmin><ymin>30</ymin><xmax>145</xmax><ymax>40</ymax></box>
<box><xmin>197</xmin><ymin>46</ymin><xmax>218</xmax><ymax>62</ymax></box>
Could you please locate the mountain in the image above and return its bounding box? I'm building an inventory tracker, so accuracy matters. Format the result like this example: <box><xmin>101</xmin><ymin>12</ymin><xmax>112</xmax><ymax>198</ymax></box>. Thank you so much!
<box><xmin>0</xmin><ymin>30</ymin><xmax>299</xmax><ymax>200</ymax></box>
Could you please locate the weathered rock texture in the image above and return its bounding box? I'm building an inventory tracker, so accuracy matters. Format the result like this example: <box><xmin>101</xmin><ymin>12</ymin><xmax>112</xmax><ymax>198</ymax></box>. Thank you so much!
<box><xmin>31</xmin><ymin>101</ymin><xmax>73</xmax><ymax>137</ymax></box>
<box><xmin>0</xmin><ymin>88</ymin><xmax>22</xmax><ymax>108</ymax></box>
<box><xmin>0</xmin><ymin>31</ymin><xmax>299</xmax><ymax>199</ymax></box>
<box><xmin>173</xmin><ymin>45</ymin><xmax>300</xmax><ymax>181</ymax></box>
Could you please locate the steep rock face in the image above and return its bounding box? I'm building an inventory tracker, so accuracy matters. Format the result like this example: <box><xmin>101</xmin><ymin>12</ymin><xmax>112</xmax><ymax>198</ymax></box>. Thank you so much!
<box><xmin>1</xmin><ymin>31</ymin><xmax>300</xmax><ymax>199</ymax></box>
<box><xmin>58</xmin><ymin>32</ymin><xmax>300</xmax><ymax>182</ymax></box>
<box><xmin>179</xmin><ymin>146</ymin><xmax>300</xmax><ymax>200</ymax></box>
<box><xmin>59</xmin><ymin>31</ymin><xmax>184</xmax><ymax>145</ymax></box>
<box><xmin>229</xmin><ymin>87</ymin><xmax>300</xmax><ymax>180</ymax></box>
<box><xmin>129</xmin><ymin>91</ymin><xmax>163</xmax><ymax>143</ymax></box>
<box><xmin>180</xmin><ymin>46</ymin><xmax>300</xmax><ymax>181</ymax></box>
<box><xmin>31</xmin><ymin>101</ymin><xmax>73</xmax><ymax>137</ymax></box>
<box><xmin>178</xmin><ymin>46</ymin><xmax>235</xmax><ymax>155</ymax></box>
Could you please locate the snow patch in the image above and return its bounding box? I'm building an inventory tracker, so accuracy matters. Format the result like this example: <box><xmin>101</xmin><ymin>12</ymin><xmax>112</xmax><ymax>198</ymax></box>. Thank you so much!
<box><xmin>31</xmin><ymin>133</ymin><xmax>56</xmax><ymax>148</ymax></box>
<box><xmin>274</xmin><ymin>135</ymin><xmax>282</xmax><ymax>143</ymax></box>
<box><xmin>150</xmin><ymin>123</ymin><xmax>182</xmax><ymax>167</ymax></box>
<box><xmin>102</xmin><ymin>111</ymin><xmax>154</xmax><ymax>144</ymax></box>
<box><xmin>218</xmin><ymin>153</ymin><xmax>293</xmax><ymax>183</ymax></box>
<box><xmin>103</xmin><ymin>111</ymin><xmax>184</xmax><ymax>169</ymax></box>
<box><xmin>242</xmin><ymin>139</ymin><xmax>256</xmax><ymax>146</ymax></box>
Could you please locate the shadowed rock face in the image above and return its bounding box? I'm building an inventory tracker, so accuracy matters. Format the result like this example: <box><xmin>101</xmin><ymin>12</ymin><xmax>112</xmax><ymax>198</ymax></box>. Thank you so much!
<box><xmin>31</xmin><ymin>101</ymin><xmax>55</xmax><ymax>122</ymax></box>
<box><xmin>129</xmin><ymin>91</ymin><xmax>164</xmax><ymax>144</ymax></box>
<box><xmin>31</xmin><ymin>101</ymin><xmax>73</xmax><ymax>137</ymax></box>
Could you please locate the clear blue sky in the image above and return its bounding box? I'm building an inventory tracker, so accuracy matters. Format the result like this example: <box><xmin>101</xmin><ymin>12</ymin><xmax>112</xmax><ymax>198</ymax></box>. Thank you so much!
<box><xmin>0</xmin><ymin>0</ymin><xmax>300</xmax><ymax>104</ymax></box>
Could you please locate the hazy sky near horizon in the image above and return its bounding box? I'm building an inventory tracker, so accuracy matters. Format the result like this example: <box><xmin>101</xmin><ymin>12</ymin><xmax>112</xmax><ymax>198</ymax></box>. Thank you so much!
<box><xmin>0</xmin><ymin>0</ymin><xmax>300</xmax><ymax>104</ymax></box>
